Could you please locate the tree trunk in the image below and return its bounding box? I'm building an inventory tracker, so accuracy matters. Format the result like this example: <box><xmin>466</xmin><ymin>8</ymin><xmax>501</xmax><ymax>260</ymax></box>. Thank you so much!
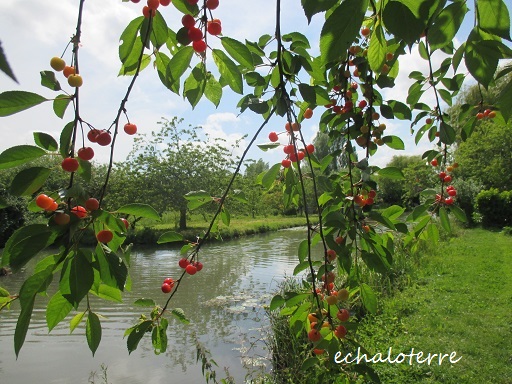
<box><xmin>179</xmin><ymin>207</ymin><xmax>187</xmax><ymax>230</ymax></box>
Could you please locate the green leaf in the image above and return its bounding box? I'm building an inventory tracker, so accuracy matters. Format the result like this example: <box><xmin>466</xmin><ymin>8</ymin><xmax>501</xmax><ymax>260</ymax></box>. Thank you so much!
<box><xmin>134</xmin><ymin>298</ymin><xmax>157</xmax><ymax>307</ymax></box>
<box><xmin>257</xmin><ymin>142</ymin><xmax>280</xmax><ymax>151</ymax></box>
<box><xmin>221</xmin><ymin>208</ymin><xmax>230</xmax><ymax>226</ymax></box>
<box><xmin>320</xmin><ymin>0</ymin><xmax>369</xmax><ymax>65</ymax></box>
<box><xmin>92</xmin><ymin>284</ymin><xmax>123</xmax><ymax>303</ymax></box>
<box><xmin>212</xmin><ymin>49</ymin><xmax>243</xmax><ymax>94</ymax></box>
<box><xmin>0</xmin><ymin>91</ymin><xmax>48</xmax><ymax>117</ymax></box>
<box><xmin>127</xmin><ymin>320</ymin><xmax>152</xmax><ymax>354</ymax></box>
<box><xmin>450</xmin><ymin>205</ymin><xmax>468</xmax><ymax>223</ymax></box>
<box><xmin>301</xmin><ymin>0</ymin><xmax>338</xmax><ymax>23</ymax></box>
<box><xmin>33</xmin><ymin>132</ymin><xmax>58</xmax><ymax>151</ymax></box>
<box><xmin>171</xmin><ymin>308</ymin><xmax>190</xmax><ymax>324</ymax></box>
<box><xmin>0</xmin><ymin>145</ymin><xmax>47</xmax><ymax>170</ymax></box>
<box><xmin>477</xmin><ymin>0</ymin><xmax>511</xmax><ymax>40</ymax></box>
<box><xmin>439</xmin><ymin>206</ymin><xmax>451</xmax><ymax>233</ymax></box>
<box><xmin>60</xmin><ymin>251</ymin><xmax>94</xmax><ymax>308</ymax></box>
<box><xmin>383</xmin><ymin>1</ymin><xmax>425</xmax><ymax>45</ymax></box>
<box><xmin>40</xmin><ymin>71</ymin><xmax>61</xmax><ymax>91</ymax></box>
<box><xmin>368</xmin><ymin>21</ymin><xmax>387</xmax><ymax>74</ymax></box>
<box><xmin>152</xmin><ymin>318</ymin><xmax>168</xmax><ymax>354</ymax></box>
<box><xmin>0</xmin><ymin>286</ymin><xmax>9</xmax><ymax>297</ymax></box>
<box><xmin>2</xmin><ymin>224</ymin><xmax>57</xmax><ymax>271</ymax></box>
<box><xmin>269</xmin><ymin>295</ymin><xmax>285</xmax><ymax>310</ymax></box>
<box><xmin>388</xmin><ymin>100</ymin><xmax>412</xmax><ymax>120</ymax></box>
<box><xmin>204</xmin><ymin>74</ymin><xmax>222</xmax><ymax>108</ymax></box>
<box><xmin>183</xmin><ymin>64</ymin><xmax>206</xmax><ymax>108</ymax></box>
<box><xmin>119</xmin><ymin>16</ymin><xmax>144</xmax><ymax>63</ymax></box>
<box><xmin>439</xmin><ymin>121</ymin><xmax>456</xmax><ymax>145</ymax></box>
<box><xmin>298</xmin><ymin>239</ymin><xmax>309</xmax><ymax>263</ymax></box>
<box><xmin>221</xmin><ymin>37</ymin><xmax>254</xmax><ymax>70</ymax></box>
<box><xmin>60</xmin><ymin>121</ymin><xmax>74</xmax><ymax>157</ymax></box>
<box><xmin>360</xmin><ymin>283</ymin><xmax>377</xmax><ymax>314</ymax></box>
<box><xmin>14</xmin><ymin>297</ymin><xmax>35</xmax><ymax>357</ymax></box>
<box><xmin>157</xmin><ymin>231</ymin><xmax>184</xmax><ymax>244</ymax></box>
<box><xmin>86</xmin><ymin>312</ymin><xmax>102</xmax><ymax>356</ymax></box>
<box><xmin>260</xmin><ymin>163</ymin><xmax>281</xmax><ymax>189</ymax></box>
<box><xmin>46</xmin><ymin>290</ymin><xmax>73</xmax><ymax>332</ymax></box>
<box><xmin>69</xmin><ymin>311</ymin><xmax>86</xmax><ymax>334</ymax></box>
<box><xmin>0</xmin><ymin>41</ymin><xmax>17</xmax><ymax>82</ymax></box>
<box><xmin>117</xmin><ymin>203</ymin><xmax>160</xmax><ymax>220</ymax></box>
<box><xmin>150</xmin><ymin>11</ymin><xmax>169</xmax><ymax>49</ymax></box>
<box><xmin>95</xmin><ymin>245</ymin><xmax>128</xmax><ymax>291</ymax></box>
<box><xmin>376</xmin><ymin>167</ymin><xmax>405</xmax><ymax>180</ymax></box>
<box><xmin>497</xmin><ymin>79</ymin><xmax>512</xmax><ymax>122</ymax></box>
<box><xmin>465</xmin><ymin>29</ymin><xmax>501</xmax><ymax>88</ymax></box>
<box><xmin>9</xmin><ymin>167</ymin><xmax>51</xmax><ymax>196</ymax></box>
<box><xmin>382</xmin><ymin>135</ymin><xmax>405</xmax><ymax>150</ymax></box>
<box><xmin>172</xmin><ymin>0</ymin><xmax>199</xmax><ymax>14</ymax></box>
<box><xmin>428</xmin><ymin>2</ymin><xmax>469</xmax><ymax>50</ymax></box>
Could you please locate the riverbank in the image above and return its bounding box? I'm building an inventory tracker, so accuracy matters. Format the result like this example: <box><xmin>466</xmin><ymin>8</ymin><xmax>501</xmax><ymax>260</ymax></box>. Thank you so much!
<box><xmin>357</xmin><ymin>228</ymin><xmax>512</xmax><ymax>383</ymax></box>
<box><xmin>125</xmin><ymin>215</ymin><xmax>310</xmax><ymax>245</ymax></box>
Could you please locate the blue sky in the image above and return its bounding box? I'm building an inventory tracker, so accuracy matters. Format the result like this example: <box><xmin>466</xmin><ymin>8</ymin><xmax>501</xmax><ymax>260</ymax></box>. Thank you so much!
<box><xmin>0</xmin><ymin>0</ymin><xmax>506</xmax><ymax>170</ymax></box>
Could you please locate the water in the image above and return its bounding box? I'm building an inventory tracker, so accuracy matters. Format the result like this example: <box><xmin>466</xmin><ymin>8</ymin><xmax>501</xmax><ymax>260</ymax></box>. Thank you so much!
<box><xmin>0</xmin><ymin>227</ymin><xmax>320</xmax><ymax>384</ymax></box>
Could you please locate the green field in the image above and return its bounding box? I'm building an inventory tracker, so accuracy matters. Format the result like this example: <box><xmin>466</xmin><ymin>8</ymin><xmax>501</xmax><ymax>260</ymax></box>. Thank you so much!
<box><xmin>357</xmin><ymin>228</ymin><xmax>512</xmax><ymax>383</ymax></box>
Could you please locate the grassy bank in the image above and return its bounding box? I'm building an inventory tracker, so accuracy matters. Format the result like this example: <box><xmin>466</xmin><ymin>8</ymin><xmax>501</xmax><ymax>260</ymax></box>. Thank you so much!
<box><xmin>357</xmin><ymin>228</ymin><xmax>512</xmax><ymax>383</ymax></box>
<box><xmin>127</xmin><ymin>215</ymin><xmax>310</xmax><ymax>245</ymax></box>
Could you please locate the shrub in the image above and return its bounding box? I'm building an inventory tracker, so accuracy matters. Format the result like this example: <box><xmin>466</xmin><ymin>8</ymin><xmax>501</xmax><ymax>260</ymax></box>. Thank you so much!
<box><xmin>475</xmin><ymin>189</ymin><xmax>512</xmax><ymax>227</ymax></box>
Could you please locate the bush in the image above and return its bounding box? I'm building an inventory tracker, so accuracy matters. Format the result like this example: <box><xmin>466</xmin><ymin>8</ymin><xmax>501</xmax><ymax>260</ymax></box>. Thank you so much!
<box><xmin>475</xmin><ymin>189</ymin><xmax>512</xmax><ymax>227</ymax></box>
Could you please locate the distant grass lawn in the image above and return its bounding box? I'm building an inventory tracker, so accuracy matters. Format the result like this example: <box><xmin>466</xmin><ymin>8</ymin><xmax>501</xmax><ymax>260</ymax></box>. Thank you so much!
<box><xmin>358</xmin><ymin>228</ymin><xmax>512</xmax><ymax>384</ymax></box>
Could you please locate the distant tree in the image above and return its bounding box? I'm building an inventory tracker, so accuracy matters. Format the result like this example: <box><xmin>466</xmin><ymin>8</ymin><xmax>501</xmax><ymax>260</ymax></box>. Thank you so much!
<box><xmin>119</xmin><ymin>117</ymin><xmax>238</xmax><ymax>229</ymax></box>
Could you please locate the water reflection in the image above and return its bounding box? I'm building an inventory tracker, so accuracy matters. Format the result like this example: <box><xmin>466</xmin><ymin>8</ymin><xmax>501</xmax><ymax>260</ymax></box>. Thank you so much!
<box><xmin>0</xmin><ymin>227</ymin><xmax>320</xmax><ymax>384</ymax></box>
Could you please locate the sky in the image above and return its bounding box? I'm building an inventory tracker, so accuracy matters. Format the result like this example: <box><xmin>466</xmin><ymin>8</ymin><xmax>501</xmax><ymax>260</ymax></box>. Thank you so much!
<box><xmin>0</xmin><ymin>0</ymin><xmax>502</xmax><ymax>171</ymax></box>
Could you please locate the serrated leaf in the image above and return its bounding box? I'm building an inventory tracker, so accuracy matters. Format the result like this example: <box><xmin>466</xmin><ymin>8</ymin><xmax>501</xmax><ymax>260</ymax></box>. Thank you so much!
<box><xmin>368</xmin><ymin>21</ymin><xmax>387</xmax><ymax>73</ymax></box>
<box><xmin>0</xmin><ymin>145</ymin><xmax>47</xmax><ymax>170</ymax></box>
<box><xmin>33</xmin><ymin>132</ymin><xmax>58</xmax><ymax>151</ymax></box>
<box><xmin>46</xmin><ymin>290</ymin><xmax>73</xmax><ymax>332</ymax></box>
<box><xmin>204</xmin><ymin>74</ymin><xmax>222</xmax><ymax>107</ymax></box>
<box><xmin>382</xmin><ymin>135</ymin><xmax>405</xmax><ymax>150</ymax></box>
<box><xmin>450</xmin><ymin>205</ymin><xmax>467</xmax><ymax>223</ymax></box>
<box><xmin>298</xmin><ymin>239</ymin><xmax>308</xmax><ymax>263</ymax></box>
<box><xmin>212</xmin><ymin>49</ymin><xmax>243</xmax><ymax>94</ymax></box>
<box><xmin>221</xmin><ymin>37</ymin><xmax>254</xmax><ymax>70</ymax></box>
<box><xmin>86</xmin><ymin>312</ymin><xmax>102</xmax><ymax>356</ymax></box>
<box><xmin>14</xmin><ymin>297</ymin><xmax>35</xmax><ymax>357</ymax></box>
<box><xmin>60</xmin><ymin>251</ymin><xmax>94</xmax><ymax>308</ymax></box>
<box><xmin>0</xmin><ymin>41</ymin><xmax>17</xmax><ymax>82</ymax></box>
<box><xmin>171</xmin><ymin>308</ymin><xmax>190</xmax><ymax>324</ymax></box>
<box><xmin>183</xmin><ymin>64</ymin><xmax>206</xmax><ymax>108</ymax></box>
<box><xmin>388</xmin><ymin>100</ymin><xmax>412</xmax><ymax>120</ymax></box>
<box><xmin>9</xmin><ymin>167</ymin><xmax>51</xmax><ymax>196</ymax></box>
<box><xmin>439</xmin><ymin>206</ymin><xmax>451</xmax><ymax>233</ymax></box>
<box><xmin>376</xmin><ymin>167</ymin><xmax>405</xmax><ymax>180</ymax></box>
<box><xmin>172</xmin><ymin>0</ymin><xmax>199</xmax><ymax>15</ymax></box>
<box><xmin>0</xmin><ymin>91</ymin><xmax>48</xmax><ymax>117</ymax></box>
<box><xmin>40</xmin><ymin>71</ymin><xmax>61</xmax><ymax>91</ymax></box>
<box><xmin>320</xmin><ymin>0</ymin><xmax>368</xmax><ymax>65</ymax></box>
<box><xmin>260</xmin><ymin>163</ymin><xmax>281</xmax><ymax>189</ymax></box>
<box><xmin>477</xmin><ymin>0</ymin><xmax>511</xmax><ymax>40</ymax></box>
<box><xmin>428</xmin><ymin>2</ymin><xmax>469</xmax><ymax>50</ymax></box>
<box><xmin>360</xmin><ymin>283</ymin><xmax>377</xmax><ymax>314</ymax></box>
<box><xmin>119</xmin><ymin>16</ymin><xmax>144</xmax><ymax>63</ymax></box>
<box><xmin>117</xmin><ymin>203</ymin><xmax>160</xmax><ymax>220</ymax></box>
<box><xmin>69</xmin><ymin>311</ymin><xmax>86</xmax><ymax>334</ymax></box>
<box><xmin>301</xmin><ymin>0</ymin><xmax>337</xmax><ymax>23</ymax></box>
<box><xmin>134</xmin><ymin>298</ymin><xmax>157</xmax><ymax>307</ymax></box>
<box><xmin>157</xmin><ymin>231</ymin><xmax>183</xmax><ymax>244</ymax></box>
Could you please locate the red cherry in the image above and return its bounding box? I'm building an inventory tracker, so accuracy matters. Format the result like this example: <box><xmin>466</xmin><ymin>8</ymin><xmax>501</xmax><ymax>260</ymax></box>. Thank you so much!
<box><xmin>61</xmin><ymin>157</ymin><xmax>79</xmax><ymax>172</ymax></box>
<box><xmin>77</xmin><ymin>147</ymin><xmax>94</xmax><ymax>161</ymax></box>
<box><xmin>36</xmin><ymin>194</ymin><xmax>54</xmax><ymax>210</ymax></box>
<box><xmin>147</xmin><ymin>0</ymin><xmax>160</xmax><ymax>10</ymax></box>
<box><xmin>430</xmin><ymin>158</ymin><xmax>438</xmax><ymax>167</ymax></box>
<box><xmin>178</xmin><ymin>258</ymin><xmax>190</xmax><ymax>268</ymax></box>
<box><xmin>358</xmin><ymin>100</ymin><xmax>367</xmax><ymax>109</ymax></box>
<box><xmin>87</xmin><ymin>129</ymin><xmax>101</xmax><ymax>143</ymax></box>
<box><xmin>97</xmin><ymin>229</ymin><xmax>113</xmax><ymax>243</ymax></box>
<box><xmin>439</xmin><ymin>171</ymin><xmax>447</xmax><ymax>180</ymax></box>
<box><xmin>96</xmin><ymin>131</ymin><xmax>112</xmax><ymax>146</ymax></box>
<box><xmin>448</xmin><ymin>189</ymin><xmax>457</xmax><ymax>197</ymax></box>
<box><xmin>85</xmin><ymin>197</ymin><xmax>100</xmax><ymax>211</ymax></box>
<box><xmin>192</xmin><ymin>40</ymin><xmax>207</xmax><ymax>53</ymax></box>
<box><xmin>337</xmin><ymin>308</ymin><xmax>350</xmax><ymax>322</ymax></box>
<box><xmin>445</xmin><ymin>197</ymin><xmax>454</xmax><ymax>205</ymax></box>
<box><xmin>306</xmin><ymin>144</ymin><xmax>315</xmax><ymax>154</ymax></box>
<box><xmin>185</xmin><ymin>264</ymin><xmax>197</xmax><ymax>275</ymax></box>
<box><xmin>182</xmin><ymin>14</ymin><xmax>195</xmax><ymax>29</ymax></box>
<box><xmin>188</xmin><ymin>27</ymin><xmax>203</xmax><ymax>42</ymax></box>
<box><xmin>283</xmin><ymin>144</ymin><xmax>294</xmax><ymax>155</ymax></box>
<box><xmin>161</xmin><ymin>283</ymin><xmax>172</xmax><ymax>293</ymax></box>
<box><xmin>308</xmin><ymin>329</ymin><xmax>321</xmax><ymax>342</ymax></box>
<box><xmin>207</xmin><ymin>20</ymin><xmax>222</xmax><ymax>36</ymax></box>
<box><xmin>334</xmin><ymin>325</ymin><xmax>347</xmax><ymax>338</ymax></box>
<box><xmin>268</xmin><ymin>132</ymin><xmax>279</xmax><ymax>142</ymax></box>
<box><xmin>194</xmin><ymin>261</ymin><xmax>203</xmax><ymax>271</ymax></box>
<box><xmin>160</xmin><ymin>0</ymin><xmax>172</xmax><ymax>5</ymax></box>
<box><xmin>443</xmin><ymin>175</ymin><xmax>452</xmax><ymax>183</ymax></box>
<box><xmin>163</xmin><ymin>277</ymin><xmax>175</xmax><ymax>287</ymax></box>
<box><xmin>206</xmin><ymin>0</ymin><xmax>219</xmax><ymax>9</ymax></box>
<box><xmin>281</xmin><ymin>159</ymin><xmax>291</xmax><ymax>168</ymax></box>
<box><xmin>142</xmin><ymin>6</ymin><xmax>156</xmax><ymax>18</ymax></box>
<box><xmin>71</xmin><ymin>206</ymin><xmax>87</xmax><ymax>218</ymax></box>
<box><xmin>124</xmin><ymin>123</ymin><xmax>137</xmax><ymax>135</ymax></box>
<box><xmin>297</xmin><ymin>150</ymin><xmax>305</xmax><ymax>161</ymax></box>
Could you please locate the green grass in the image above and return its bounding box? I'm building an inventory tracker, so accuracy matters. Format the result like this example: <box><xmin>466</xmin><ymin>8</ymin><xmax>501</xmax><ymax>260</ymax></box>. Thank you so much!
<box><xmin>357</xmin><ymin>228</ymin><xmax>512</xmax><ymax>383</ymax></box>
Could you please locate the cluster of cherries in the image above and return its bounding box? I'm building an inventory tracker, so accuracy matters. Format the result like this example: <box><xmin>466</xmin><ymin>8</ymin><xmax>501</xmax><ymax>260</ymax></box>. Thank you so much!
<box><xmin>179</xmin><ymin>257</ymin><xmax>204</xmax><ymax>276</ymax></box>
<box><xmin>352</xmin><ymin>189</ymin><xmax>377</xmax><ymax>207</ymax></box>
<box><xmin>180</xmin><ymin>1</ymin><xmax>222</xmax><ymax>53</ymax></box>
<box><xmin>476</xmin><ymin>108</ymin><xmax>497</xmax><ymax>120</ymax></box>
<box><xmin>268</xmin><ymin>108</ymin><xmax>316</xmax><ymax>168</ymax></box>
<box><xmin>161</xmin><ymin>277</ymin><xmax>175</xmax><ymax>293</ymax></box>
<box><xmin>35</xmin><ymin>193</ymin><xmax>129</xmax><ymax>242</ymax></box>
<box><xmin>50</xmin><ymin>56</ymin><xmax>83</xmax><ymax>88</ymax></box>
<box><xmin>431</xmin><ymin>158</ymin><xmax>458</xmax><ymax>205</ymax></box>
